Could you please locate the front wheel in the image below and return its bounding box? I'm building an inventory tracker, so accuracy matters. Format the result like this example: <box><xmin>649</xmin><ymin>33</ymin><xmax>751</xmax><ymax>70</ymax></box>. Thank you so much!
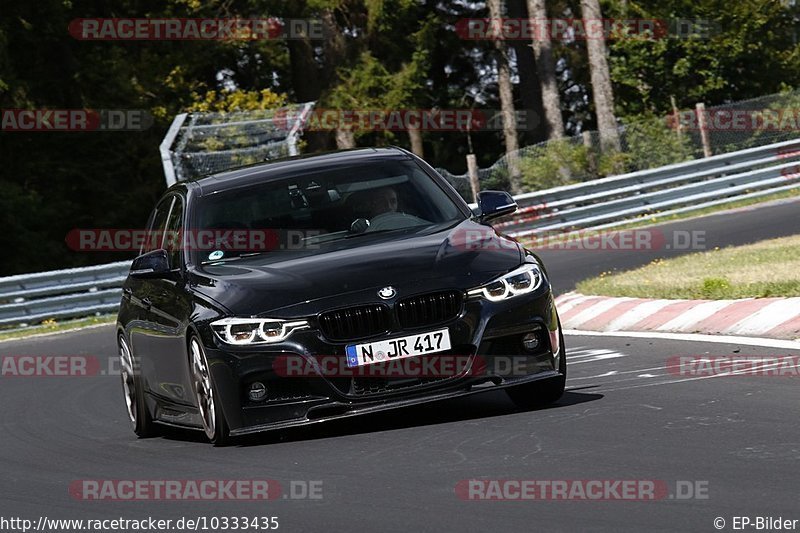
<box><xmin>506</xmin><ymin>329</ymin><xmax>566</xmax><ymax>409</ymax></box>
<box><xmin>118</xmin><ymin>334</ymin><xmax>157</xmax><ymax>438</ymax></box>
<box><xmin>189</xmin><ymin>336</ymin><xmax>231</xmax><ymax>446</ymax></box>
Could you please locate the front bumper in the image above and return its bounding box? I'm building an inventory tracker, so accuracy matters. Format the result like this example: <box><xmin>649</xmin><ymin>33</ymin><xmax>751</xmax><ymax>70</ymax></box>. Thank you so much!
<box><xmin>201</xmin><ymin>285</ymin><xmax>563</xmax><ymax>435</ymax></box>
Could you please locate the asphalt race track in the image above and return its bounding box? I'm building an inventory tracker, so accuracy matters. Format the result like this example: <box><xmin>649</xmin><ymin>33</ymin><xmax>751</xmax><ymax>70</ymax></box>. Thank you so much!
<box><xmin>1</xmin><ymin>200</ymin><xmax>799</xmax><ymax>532</ymax></box>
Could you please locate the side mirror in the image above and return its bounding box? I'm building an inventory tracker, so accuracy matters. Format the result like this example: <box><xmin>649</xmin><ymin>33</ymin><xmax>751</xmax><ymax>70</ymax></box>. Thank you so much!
<box><xmin>130</xmin><ymin>249</ymin><xmax>170</xmax><ymax>278</ymax></box>
<box><xmin>477</xmin><ymin>190</ymin><xmax>517</xmax><ymax>223</ymax></box>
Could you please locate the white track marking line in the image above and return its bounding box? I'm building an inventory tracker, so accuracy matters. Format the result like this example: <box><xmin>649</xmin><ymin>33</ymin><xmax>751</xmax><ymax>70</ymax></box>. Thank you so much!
<box><xmin>655</xmin><ymin>300</ymin><xmax>735</xmax><ymax>331</ymax></box>
<box><xmin>564</xmin><ymin>329</ymin><xmax>800</xmax><ymax>350</ymax></box>
<box><xmin>569</xmin><ymin>364</ymin><xmax>680</xmax><ymax>380</ymax></box>
<box><xmin>592</xmin><ymin>358</ymin><xmax>800</xmax><ymax>393</ymax></box>
<box><xmin>568</xmin><ymin>348</ymin><xmax>622</xmax><ymax>359</ymax></box>
<box><xmin>723</xmin><ymin>298</ymin><xmax>800</xmax><ymax>336</ymax></box>
<box><xmin>564</xmin><ymin>347</ymin><xmax>628</xmax><ymax>364</ymax></box>
<box><xmin>568</xmin><ymin>352</ymin><xmax>628</xmax><ymax>364</ymax></box>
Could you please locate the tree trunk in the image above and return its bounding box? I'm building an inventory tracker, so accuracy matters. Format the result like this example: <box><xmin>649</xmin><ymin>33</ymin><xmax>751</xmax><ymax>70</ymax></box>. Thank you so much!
<box><xmin>507</xmin><ymin>0</ymin><xmax>547</xmax><ymax>144</ymax></box>
<box><xmin>321</xmin><ymin>8</ymin><xmax>351</xmax><ymax>151</ymax></box>
<box><xmin>408</xmin><ymin>127</ymin><xmax>424</xmax><ymax>157</ymax></box>
<box><xmin>287</xmin><ymin>36</ymin><xmax>328</xmax><ymax>151</ymax></box>
<box><xmin>321</xmin><ymin>9</ymin><xmax>347</xmax><ymax>88</ymax></box>
<box><xmin>487</xmin><ymin>0</ymin><xmax>522</xmax><ymax>194</ymax></box>
<box><xmin>581</xmin><ymin>0</ymin><xmax>621</xmax><ymax>153</ymax></box>
<box><xmin>526</xmin><ymin>0</ymin><xmax>565</xmax><ymax>139</ymax></box>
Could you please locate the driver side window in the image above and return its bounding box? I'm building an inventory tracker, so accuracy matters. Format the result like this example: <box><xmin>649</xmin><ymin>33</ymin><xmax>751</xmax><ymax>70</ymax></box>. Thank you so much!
<box><xmin>164</xmin><ymin>197</ymin><xmax>184</xmax><ymax>269</ymax></box>
<box><xmin>143</xmin><ymin>196</ymin><xmax>174</xmax><ymax>254</ymax></box>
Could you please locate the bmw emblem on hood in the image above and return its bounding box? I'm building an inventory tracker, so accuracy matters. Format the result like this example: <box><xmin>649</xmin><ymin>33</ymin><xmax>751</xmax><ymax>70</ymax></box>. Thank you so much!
<box><xmin>378</xmin><ymin>286</ymin><xmax>397</xmax><ymax>300</ymax></box>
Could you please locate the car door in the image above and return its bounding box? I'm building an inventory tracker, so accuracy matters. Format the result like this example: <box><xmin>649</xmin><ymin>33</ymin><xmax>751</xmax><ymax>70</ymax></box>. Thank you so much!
<box><xmin>138</xmin><ymin>194</ymin><xmax>196</xmax><ymax>407</ymax></box>
<box><xmin>127</xmin><ymin>195</ymin><xmax>173</xmax><ymax>397</ymax></box>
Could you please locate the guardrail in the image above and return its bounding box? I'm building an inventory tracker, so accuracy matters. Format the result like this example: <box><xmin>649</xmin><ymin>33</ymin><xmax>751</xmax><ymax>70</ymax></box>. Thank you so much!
<box><xmin>0</xmin><ymin>261</ymin><xmax>130</xmax><ymax>328</ymax></box>
<box><xmin>3</xmin><ymin>137</ymin><xmax>799</xmax><ymax>329</ymax></box>
<box><xmin>495</xmin><ymin>137</ymin><xmax>800</xmax><ymax>237</ymax></box>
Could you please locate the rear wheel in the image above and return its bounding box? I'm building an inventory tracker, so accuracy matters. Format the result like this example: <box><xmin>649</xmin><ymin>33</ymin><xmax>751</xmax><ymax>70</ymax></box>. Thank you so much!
<box><xmin>189</xmin><ymin>336</ymin><xmax>230</xmax><ymax>446</ymax></box>
<box><xmin>506</xmin><ymin>329</ymin><xmax>566</xmax><ymax>409</ymax></box>
<box><xmin>118</xmin><ymin>335</ymin><xmax>157</xmax><ymax>437</ymax></box>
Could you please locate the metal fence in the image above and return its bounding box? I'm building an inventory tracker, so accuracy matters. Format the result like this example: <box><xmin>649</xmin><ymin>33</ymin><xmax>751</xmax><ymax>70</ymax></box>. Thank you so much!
<box><xmin>3</xmin><ymin>137</ymin><xmax>799</xmax><ymax>329</ymax></box>
<box><xmin>438</xmin><ymin>89</ymin><xmax>800</xmax><ymax>200</ymax></box>
<box><xmin>161</xmin><ymin>102</ymin><xmax>315</xmax><ymax>186</ymax></box>
<box><xmin>0</xmin><ymin>261</ymin><xmax>130</xmax><ymax>328</ymax></box>
<box><xmin>493</xmin><ymin>137</ymin><xmax>800</xmax><ymax>237</ymax></box>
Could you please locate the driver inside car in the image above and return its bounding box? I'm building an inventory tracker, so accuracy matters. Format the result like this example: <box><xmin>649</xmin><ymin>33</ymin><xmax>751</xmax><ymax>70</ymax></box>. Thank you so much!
<box><xmin>366</xmin><ymin>186</ymin><xmax>399</xmax><ymax>218</ymax></box>
<box><xmin>349</xmin><ymin>186</ymin><xmax>401</xmax><ymax>233</ymax></box>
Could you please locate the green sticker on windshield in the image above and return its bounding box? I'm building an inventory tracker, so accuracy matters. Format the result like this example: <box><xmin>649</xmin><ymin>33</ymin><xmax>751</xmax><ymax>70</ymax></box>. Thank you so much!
<box><xmin>208</xmin><ymin>250</ymin><xmax>224</xmax><ymax>261</ymax></box>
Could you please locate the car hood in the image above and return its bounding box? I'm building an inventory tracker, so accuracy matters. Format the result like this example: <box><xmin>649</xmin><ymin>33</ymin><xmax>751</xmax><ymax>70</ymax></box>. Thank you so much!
<box><xmin>189</xmin><ymin>220</ymin><xmax>523</xmax><ymax>317</ymax></box>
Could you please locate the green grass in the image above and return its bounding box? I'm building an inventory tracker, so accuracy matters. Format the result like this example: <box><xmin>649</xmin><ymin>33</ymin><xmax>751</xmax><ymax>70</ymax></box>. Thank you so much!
<box><xmin>0</xmin><ymin>314</ymin><xmax>116</xmax><ymax>342</ymax></box>
<box><xmin>576</xmin><ymin>234</ymin><xmax>800</xmax><ymax>299</ymax></box>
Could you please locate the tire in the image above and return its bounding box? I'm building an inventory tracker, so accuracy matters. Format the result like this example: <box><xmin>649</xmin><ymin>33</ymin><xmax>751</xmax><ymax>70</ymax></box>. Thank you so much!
<box><xmin>118</xmin><ymin>334</ymin><xmax>158</xmax><ymax>438</ymax></box>
<box><xmin>189</xmin><ymin>336</ymin><xmax>231</xmax><ymax>446</ymax></box>
<box><xmin>505</xmin><ymin>329</ymin><xmax>567</xmax><ymax>409</ymax></box>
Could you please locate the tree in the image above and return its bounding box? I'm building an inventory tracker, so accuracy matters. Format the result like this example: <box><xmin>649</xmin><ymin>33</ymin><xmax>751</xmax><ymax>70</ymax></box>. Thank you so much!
<box><xmin>487</xmin><ymin>0</ymin><xmax>522</xmax><ymax>193</ymax></box>
<box><xmin>527</xmin><ymin>0</ymin><xmax>565</xmax><ymax>139</ymax></box>
<box><xmin>607</xmin><ymin>0</ymin><xmax>800</xmax><ymax>117</ymax></box>
<box><xmin>581</xmin><ymin>0</ymin><xmax>620</xmax><ymax>152</ymax></box>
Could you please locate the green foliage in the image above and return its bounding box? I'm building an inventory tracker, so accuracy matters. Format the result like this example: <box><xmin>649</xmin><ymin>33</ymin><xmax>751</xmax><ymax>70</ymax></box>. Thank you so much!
<box><xmin>519</xmin><ymin>140</ymin><xmax>589</xmax><ymax>190</ymax></box>
<box><xmin>327</xmin><ymin>52</ymin><xmax>393</xmax><ymax>110</ymax></box>
<box><xmin>621</xmin><ymin>115</ymin><xmax>696</xmax><ymax>170</ymax></box>
<box><xmin>187</xmin><ymin>89</ymin><xmax>287</xmax><ymax>113</ymax></box>
<box><xmin>596</xmin><ymin>149</ymin><xmax>631</xmax><ymax>177</ymax></box>
<box><xmin>729</xmin><ymin>90</ymin><xmax>800</xmax><ymax>151</ymax></box>
<box><xmin>607</xmin><ymin>0</ymin><xmax>800</xmax><ymax>116</ymax></box>
<box><xmin>483</xmin><ymin>166</ymin><xmax>511</xmax><ymax>192</ymax></box>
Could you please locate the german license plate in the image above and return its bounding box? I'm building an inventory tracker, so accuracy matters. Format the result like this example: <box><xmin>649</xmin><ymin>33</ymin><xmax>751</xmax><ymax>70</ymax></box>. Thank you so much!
<box><xmin>345</xmin><ymin>329</ymin><xmax>451</xmax><ymax>368</ymax></box>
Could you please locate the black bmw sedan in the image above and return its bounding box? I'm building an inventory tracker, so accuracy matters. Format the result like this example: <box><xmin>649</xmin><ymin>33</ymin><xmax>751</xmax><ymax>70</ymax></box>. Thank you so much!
<box><xmin>117</xmin><ymin>147</ymin><xmax>565</xmax><ymax>445</ymax></box>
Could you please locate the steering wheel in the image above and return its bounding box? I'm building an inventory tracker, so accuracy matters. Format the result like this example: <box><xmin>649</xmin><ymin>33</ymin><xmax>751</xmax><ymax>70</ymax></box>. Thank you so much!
<box><xmin>367</xmin><ymin>211</ymin><xmax>426</xmax><ymax>232</ymax></box>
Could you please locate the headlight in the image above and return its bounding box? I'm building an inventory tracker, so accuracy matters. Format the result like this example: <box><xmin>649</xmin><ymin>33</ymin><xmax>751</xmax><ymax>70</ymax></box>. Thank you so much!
<box><xmin>467</xmin><ymin>263</ymin><xmax>543</xmax><ymax>301</ymax></box>
<box><xmin>210</xmin><ymin>317</ymin><xmax>309</xmax><ymax>345</ymax></box>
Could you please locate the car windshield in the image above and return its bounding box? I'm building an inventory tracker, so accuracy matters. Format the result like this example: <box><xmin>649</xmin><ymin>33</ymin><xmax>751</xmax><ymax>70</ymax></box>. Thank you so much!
<box><xmin>190</xmin><ymin>159</ymin><xmax>465</xmax><ymax>265</ymax></box>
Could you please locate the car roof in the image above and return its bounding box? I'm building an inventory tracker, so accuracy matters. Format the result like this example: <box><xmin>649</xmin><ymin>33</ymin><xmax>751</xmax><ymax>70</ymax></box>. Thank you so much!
<box><xmin>187</xmin><ymin>147</ymin><xmax>414</xmax><ymax>196</ymax></box>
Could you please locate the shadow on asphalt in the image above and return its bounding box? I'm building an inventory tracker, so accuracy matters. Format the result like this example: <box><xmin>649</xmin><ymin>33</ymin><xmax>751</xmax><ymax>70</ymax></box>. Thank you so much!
<box><xmin>153</xmin><ymin>389</ymin><xmax>603</xmax><ymax>447</ymax></box>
